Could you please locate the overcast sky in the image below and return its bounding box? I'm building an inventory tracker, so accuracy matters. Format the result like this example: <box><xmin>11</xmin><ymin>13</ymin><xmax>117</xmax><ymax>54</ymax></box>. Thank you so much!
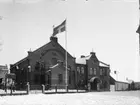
<box><xmin>0</xmin><ymin>0</ymin><xmax>139</xmax><ymax>82</ymax></box>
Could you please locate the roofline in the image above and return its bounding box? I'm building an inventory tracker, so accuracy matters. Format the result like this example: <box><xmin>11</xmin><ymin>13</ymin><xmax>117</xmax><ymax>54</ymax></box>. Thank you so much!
<box><xmin>12</xmin><ymin>40</ymin><xmax>74</xmax><ymax>66</ymax></box>
<box><xmin>115</xmin><ymin>81</ymin><xmax>130</xmax><ymax>84</ymax></box>
<box><xmin>12</xmin><ymin>57</ymin><xmax>28</xmax><ymax>66</ymax></box>
<box><xmin>99</xmin><ymin>61</ymin><xmax>110</xmax><ymax>67</ymax></box>
<box><xmin>76</xmin><ymin>63</ymin><xmax>86</xmax><ymax>65</ymax></box>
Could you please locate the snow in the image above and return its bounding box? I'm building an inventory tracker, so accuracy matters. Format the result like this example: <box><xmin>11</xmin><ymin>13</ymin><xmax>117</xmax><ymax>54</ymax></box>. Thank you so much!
<box><xmin>0</xmin><ymin>91</ymin><xmax>140</xmax><ymax>105</ymax></box>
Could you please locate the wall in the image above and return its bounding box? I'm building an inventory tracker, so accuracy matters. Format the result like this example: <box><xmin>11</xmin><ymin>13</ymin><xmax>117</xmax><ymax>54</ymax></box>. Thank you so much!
<box><xmin>115</xmin><ymin>81</ymin><xmax>129</xmax><ymax>91</ymax></box>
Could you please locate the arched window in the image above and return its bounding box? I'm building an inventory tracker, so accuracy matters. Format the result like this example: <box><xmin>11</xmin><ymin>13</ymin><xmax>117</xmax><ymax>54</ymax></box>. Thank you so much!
<box><xmin>89</xmin><ymin>68</ymin><xmax>93</xmax><ymax>75</ymax></box>
<box><xmin>77</xmin><ymin>67</ymin><xmax>80</xmax><ymax>74</ymax></box>
<box><xmin>94</xmin><ymin>68</ymin><xmax>96</xmax><ymax>75</ymax></box>
<box><xmin>100</xmin><ymin>68</ymin><xmax>102</xmax><ymax>75</ymax></box>
<box><xmin>81</xmin><ymin>67</ymin><xmax>84</xmax><ymax>74</ymax></box>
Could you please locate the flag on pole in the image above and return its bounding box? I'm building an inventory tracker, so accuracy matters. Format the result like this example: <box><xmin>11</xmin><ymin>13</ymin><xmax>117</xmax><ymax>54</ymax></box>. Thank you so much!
<box><xmin>52</xmin><ymin>20</ymin><xmax>66</xmax><ymax>36</ymax></box>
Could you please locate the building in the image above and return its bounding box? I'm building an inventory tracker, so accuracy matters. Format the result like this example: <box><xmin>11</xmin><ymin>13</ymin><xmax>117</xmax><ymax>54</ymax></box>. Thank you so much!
<box><xmin>110</xmin><ymin>76</ymin><xmax>130</xmax><ymax>91</ymax></box>
<box><xmin>10</xmin><ymin>37</ymin><xmax>76</xmax><ymax>90</ymax></box>
<box><xmin>134</xmin><ymin>82</ymin><xmax>140</xmax><ymax>90</ymax></box>
<box><xmin>0</xmin><ymin>65</ymin><xmax>8</xmax><ymax>84</ymax></box>
<box><xmin>76</xmin><ymin>52</ymin><xmax>110</xmax><ymax>91</ymax></box>
<box><xmin>10</xmin><ymin>36</ymin><xmax>111</xmax><ymax>91</ymax></box>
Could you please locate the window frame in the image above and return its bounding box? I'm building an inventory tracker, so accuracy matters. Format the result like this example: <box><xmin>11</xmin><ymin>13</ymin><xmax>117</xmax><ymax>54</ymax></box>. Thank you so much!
<box><xmin>81</xmin><ymin>67</ymin><xmax>84</xmax><ymax>74</ymax></box>
<box><xmin>93</xmin><ymin>68</ymin><xmax>96</xmax><ymax>75</ymax></box>
<box><xmin>89</xmin><ymin>68</ymin><xmax>93</xmax><ymax>75</ymax></box>
<box><xmin>77</xmin><ymin>66</ymin><xmax>80</xmax><ymax>74</ymax></box>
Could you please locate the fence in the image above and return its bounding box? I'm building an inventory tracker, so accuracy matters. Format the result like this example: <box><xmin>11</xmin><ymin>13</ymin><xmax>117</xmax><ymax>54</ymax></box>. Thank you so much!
<box><xmin>0</xmin><ymin>83</ymin><xmax>88</xmax><ymax>96</ymax></box>
<box><xmin>42</xmin><ymin>84</ymin><xmax>87</xmax><ymax>94</ymax></box>
<box><xmin>0</xmin><ymin>83</ymin><xmax>29</xmax><ymax>96</ymax></box>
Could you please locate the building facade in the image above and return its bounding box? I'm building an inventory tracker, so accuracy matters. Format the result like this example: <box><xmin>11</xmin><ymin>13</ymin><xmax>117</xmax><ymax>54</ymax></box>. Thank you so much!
<box><xmin>0</xmin><ymin>65</ymin><xmax>8</xmax><ymax>84</ymax></box>
<box><xmin>10</xmin><ymin>37</ymin><xmax>76</xmax><ymax>90</ymax></box>
<box><xmin>10</xmin><ymin>36</ymin><xmax>111</xmax><ymax>91</ymax></box>
<box><xmin>76</xmin><ymin>52</ymin><xmax>110</xmax><ymax>91</ymax></box>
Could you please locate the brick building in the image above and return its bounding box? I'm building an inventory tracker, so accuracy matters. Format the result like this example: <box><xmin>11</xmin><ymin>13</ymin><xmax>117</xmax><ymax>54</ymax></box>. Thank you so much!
<box><xmin>10</xmin><ymin>37</ymin><xmax>76</xmax><ymax>90</ymax></box>
<box><xmin>10</xmin><ymin>36</ymin><xmax>111</xmax><ymax>91</ymax></box>
<box><xmin>76</xmin><ymin>53</ymin><xmax>110</xmax><ymax>91</ymax></box>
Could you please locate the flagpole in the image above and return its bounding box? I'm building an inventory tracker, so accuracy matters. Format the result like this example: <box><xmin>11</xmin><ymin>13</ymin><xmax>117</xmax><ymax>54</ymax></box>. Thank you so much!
<box><xmin>65</xmin><ymin>19</ymin><xmax>68</xmax><ymax>91</ymax></box>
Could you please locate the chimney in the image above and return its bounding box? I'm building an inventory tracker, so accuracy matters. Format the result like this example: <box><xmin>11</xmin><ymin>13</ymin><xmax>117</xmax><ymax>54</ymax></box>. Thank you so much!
<box><xmin>50</xmin><ymin>36</ymin><xmax>58</xmax><ymax>43</ymax></box>
<box><xmin>28</xmin><ymin>51</ymin><xmax>33</xmax><ymax>57</ymax></box>
<box><xmin>90</xmin><ymin>52</ymin><xmax>95</xmax><ymax>55</ymax></box>
<box><xmin>81</xmin><ymin>55</ymin><xmax>85</xmax><ymax>58</ymax></box>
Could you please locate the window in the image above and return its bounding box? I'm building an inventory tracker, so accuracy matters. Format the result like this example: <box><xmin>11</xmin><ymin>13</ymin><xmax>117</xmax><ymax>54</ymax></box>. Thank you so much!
<box><xmin>77</xmin><ymin>67</ymin><xmax>80</xmax><ymax>73</ymax></box>
<box><xmin>94</xmin><ymin>68</ymin><xmax>96</xmax><ymax>75</ymax></box>
<box><xmin>81</xmin><ymin>67</ymin><xmax>84</xmax><ymax>74</ymax></box>
<box><xmin>102</xmin><ymin>68</ymin><xmax>105</xmax><ymax>75</ymax></box>
<box><xmin>89</xmin><ymin>68</ymin><xmax>93</xmax><ymax>75</ymax></box>
<box><xmin>100</xmin><ymin>68</ymin><xmax>102</xmax><ymax>75</ymax></box>
<box><xmin>58</xmin><ymin>74</ymin><xmax>63</xmax><ymax>84</ymax></box>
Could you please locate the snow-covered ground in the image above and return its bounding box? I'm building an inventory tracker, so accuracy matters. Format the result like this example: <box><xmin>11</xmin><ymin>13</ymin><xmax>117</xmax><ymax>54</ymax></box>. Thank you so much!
<box><xmin>0</xmin><ymin>91</ymin><xmax>140</xmax><ymax>105</ymax></box>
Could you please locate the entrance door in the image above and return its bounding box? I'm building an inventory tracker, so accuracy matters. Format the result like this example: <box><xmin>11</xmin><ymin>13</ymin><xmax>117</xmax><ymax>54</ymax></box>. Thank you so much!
<box><xmin>90</xmin><ymin>78</ymin><xmax>100</xmax><ymax>91</ymax></box>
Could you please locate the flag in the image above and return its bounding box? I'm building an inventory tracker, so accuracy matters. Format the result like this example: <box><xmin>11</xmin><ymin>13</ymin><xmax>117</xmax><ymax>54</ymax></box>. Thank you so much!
<box><xmin>136</xmin><ymin>25</ymin><xmax>140</xmax><ymax>55</ymax></box>
<box><xmin>52</xmin><ymin>20</ymin><xmax>66</xmax><ymax>36</ymax></box>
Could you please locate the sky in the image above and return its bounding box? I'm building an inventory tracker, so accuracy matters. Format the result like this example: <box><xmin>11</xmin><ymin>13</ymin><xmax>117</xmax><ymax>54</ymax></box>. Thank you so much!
<box><xmin>0</xmin><ymin>0</ymin><xmax>139</xmax><ymax>82</ymax></box>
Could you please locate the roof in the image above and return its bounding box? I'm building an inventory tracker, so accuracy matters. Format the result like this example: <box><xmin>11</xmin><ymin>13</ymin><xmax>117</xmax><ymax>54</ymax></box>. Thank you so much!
<box><xmin>99</xmin><ymin>61</ymin><xmax>109</xmax><ymax>67</ymax></box>
<box><xmin>76</xmin><ymin>55</ymin><xmax>92</xmax><ymax>65</ymax></box>
<box><xmin>110</xmin><ymin>75</ymin><xmax>116</xmax><ymax>85</ymax></box>
<box><xmin>13</xmin><ymin>37</ymin><xmax>74</xmax><ymax>66</ymax></box>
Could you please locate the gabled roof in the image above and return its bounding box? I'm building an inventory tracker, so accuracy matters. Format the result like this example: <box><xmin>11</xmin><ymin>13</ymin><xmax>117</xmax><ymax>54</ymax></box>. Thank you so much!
<box><xmin>13</xmin><ymin>37</ymin><xmax>74</xmax><ymax>66</ymax></box>
<box><xmin>76</xmin><ymin>52</ymin><xmax>100</xmax><ymax>65</ymax></box>
<box><xmin>99</xmin><ymin>61</ymin><xmax>110</xmax><ymax>67</ymax></box>
<box><xmin>76</xmin><ymin>55</ymin><xmax>92</xmax><ymax>65</ymax></box>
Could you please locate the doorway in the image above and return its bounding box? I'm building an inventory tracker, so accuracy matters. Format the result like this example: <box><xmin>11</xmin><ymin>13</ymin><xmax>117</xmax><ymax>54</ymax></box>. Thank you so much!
<box><xmin>90</xmin><ymin>77</ymin><xmax>100</xmax><ymax>91</ymax></box>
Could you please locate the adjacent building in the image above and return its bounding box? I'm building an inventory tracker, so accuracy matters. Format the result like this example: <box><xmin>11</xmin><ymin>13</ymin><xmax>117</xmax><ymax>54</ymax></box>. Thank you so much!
<box><xmin>76</xmin><ymin>52</ymin><xmax>110</xmax><ymax>91</ymax></box>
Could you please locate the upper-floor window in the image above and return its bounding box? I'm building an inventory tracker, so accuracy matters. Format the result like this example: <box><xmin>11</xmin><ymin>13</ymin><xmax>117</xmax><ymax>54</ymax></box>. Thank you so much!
<box><xmin>101</xmin><ymin>68</ymin><xmax>107</xmax><ymax>76</ymax></box>
<box><xmin>100</xmin><ymin>68</ymin><xmax>102</xmax><ymax>75</ymax></box>
<box><xmin>104</xmin><ymin>68</ymin><xmax>108</xmax><ymax>76</ymax></box>
<box><xmin>89</xmin><ymin>68</ymin><xmax>93</xmax><ymax>75</ymax></box>
<box><xmin>81</xmin><ymin>67</ymin><xmax>84</xmax><ymax>74</ymax></box>
<box><xmin>93</xmin><ymin>68</ymin><xmax>96</xmax><ymax>75</ymax></box>
<box><xmin>77</xmin><ymin>67</ymin><xmax>80</xmax><ymax>74</ymax></box>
